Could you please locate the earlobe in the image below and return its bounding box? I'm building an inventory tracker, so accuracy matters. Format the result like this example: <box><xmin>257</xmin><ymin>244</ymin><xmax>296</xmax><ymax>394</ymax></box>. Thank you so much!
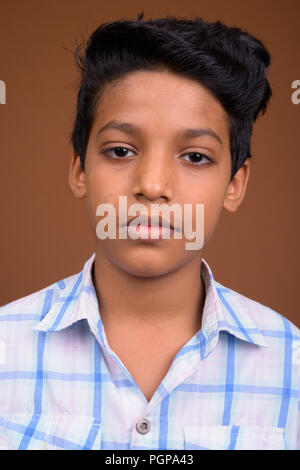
<box><xmin>68</xmin><ymin>152</ymin><xmax>87</xmax><ymax>199</ymax></box>
<box><xmin>223</xmin><ymin>159</ymin><xmax>251</xmax><ymax>213</ymax></box>
<box><xmin>223</xmin><ymin>181</ymin><xmax>238</xmax><ymax>213</ymax></box>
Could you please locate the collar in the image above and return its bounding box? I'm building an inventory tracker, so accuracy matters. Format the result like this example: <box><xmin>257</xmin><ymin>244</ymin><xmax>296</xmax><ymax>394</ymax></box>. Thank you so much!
<box><xmin>32</xmin><ymin>253</ymin><xmax>102</xmax><ymax>338</ymax></box>
<box><xmin>33</xmin><ymin>253</ymin><xmax>268</xmax><ymax>358</ymax></box>
<box><xmin>198</xmin><ymin>258</ymin><xmax>268</xmax><ymax>359</ymax></box>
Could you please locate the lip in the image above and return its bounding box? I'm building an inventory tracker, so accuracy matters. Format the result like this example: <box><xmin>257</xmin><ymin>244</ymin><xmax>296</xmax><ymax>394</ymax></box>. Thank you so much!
<box><xmin>127</xmin><ymin>224</ymin><xmax>173</xmax><ymax>241</ymax></box>
<box><xmin>127</xmin><ymin>214</ymin><xmax>174</xmax><ymax>230</ymax></box>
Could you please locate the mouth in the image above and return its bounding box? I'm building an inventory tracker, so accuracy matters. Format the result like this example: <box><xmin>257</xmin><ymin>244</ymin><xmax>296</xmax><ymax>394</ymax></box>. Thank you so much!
<box><xmin>127</xmin><ymin>213</ymin><xmax>174</xmax><ymax>230</ymax></box>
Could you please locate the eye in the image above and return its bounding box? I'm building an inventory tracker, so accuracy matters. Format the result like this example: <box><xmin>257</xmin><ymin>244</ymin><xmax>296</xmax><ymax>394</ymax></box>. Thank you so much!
<box><xmin>101</xmin><ymin>147</ymin><xmax>212</xmax><ymax>165</ymax></box>
<box><xmin>102</xmin><ymin>146</ymin><xmax>135</xmax><ymax>159</ymax></box>
<box><xmin>181</xmin><ymin>152</ymin><xmax>212</xmax><ymax>166</ymax></box>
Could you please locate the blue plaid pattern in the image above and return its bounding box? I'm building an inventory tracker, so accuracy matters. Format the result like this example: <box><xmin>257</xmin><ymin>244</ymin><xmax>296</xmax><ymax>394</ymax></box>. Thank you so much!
<box><xmin>0</xmin><ymin>253</ymin><xmax>299</xmax><ymax>450</ymax></box>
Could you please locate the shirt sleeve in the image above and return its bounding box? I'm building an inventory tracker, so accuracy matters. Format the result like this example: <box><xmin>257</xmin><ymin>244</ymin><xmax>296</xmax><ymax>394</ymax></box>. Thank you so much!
<box><xmin>297</xmin><ymin>364</ymin><xmax>300</xmax><ymax>450</ymax></box>
<box><xmin>297</xmin><ymin>396</ymin><xmax>300</xmax><ymax>449</ymax></box>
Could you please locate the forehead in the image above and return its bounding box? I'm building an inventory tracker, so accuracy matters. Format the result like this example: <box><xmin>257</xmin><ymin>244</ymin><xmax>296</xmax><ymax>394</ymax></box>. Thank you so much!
<box><xmin>92</xmin><ymin>70</ymin><xmax>229</xmax><ymax>139</ymax></box>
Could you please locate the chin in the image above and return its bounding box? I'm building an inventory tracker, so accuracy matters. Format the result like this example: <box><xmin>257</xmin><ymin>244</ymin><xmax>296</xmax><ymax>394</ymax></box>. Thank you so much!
<box><xmin>113</xmin><ymin>253</ymin><xmax>179</xmax><ymax>278</ymax></box>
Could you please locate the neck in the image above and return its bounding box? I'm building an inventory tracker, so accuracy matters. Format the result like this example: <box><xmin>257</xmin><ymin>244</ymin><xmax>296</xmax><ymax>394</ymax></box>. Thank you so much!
<box><xmin>92</xmin><ymin>249</ymin><xmax>206</xmax><ymax>342</ymax></box>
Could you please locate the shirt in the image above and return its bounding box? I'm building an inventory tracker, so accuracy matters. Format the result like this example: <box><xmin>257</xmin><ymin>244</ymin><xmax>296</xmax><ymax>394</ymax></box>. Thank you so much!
<box><xmin>0</xmin><ymin>252</ymin><xmax>299</xmax><ymax>450</ymax></box>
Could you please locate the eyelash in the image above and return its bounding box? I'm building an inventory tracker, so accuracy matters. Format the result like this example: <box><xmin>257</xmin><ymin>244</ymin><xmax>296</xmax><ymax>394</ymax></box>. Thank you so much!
<box><xmin>101</xmin><ymin>146</ymin><xmax>212</xmax><ymax>166</ymax></box>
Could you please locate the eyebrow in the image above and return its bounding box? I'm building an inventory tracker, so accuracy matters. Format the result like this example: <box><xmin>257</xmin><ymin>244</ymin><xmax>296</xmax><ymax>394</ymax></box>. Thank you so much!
<box><xmin>96</xmin><ymin>120</ymin><xmax>223</xmax><ymax>145</ymax></box>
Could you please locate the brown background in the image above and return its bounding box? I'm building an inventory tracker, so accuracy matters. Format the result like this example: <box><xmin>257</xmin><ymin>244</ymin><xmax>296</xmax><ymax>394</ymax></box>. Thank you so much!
<box><xmin>0</xmin><ymin>0</ymin><xmax>299</xmax><ymax>326</ymax></box>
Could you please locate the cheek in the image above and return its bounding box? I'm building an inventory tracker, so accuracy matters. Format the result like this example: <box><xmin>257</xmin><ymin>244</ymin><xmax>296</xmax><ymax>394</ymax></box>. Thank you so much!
<box><xmin>201</xmin><ymin>187</ymin><xmax>228</xmax><ymax>242</ymax></box>
<box><xmin>203</xmin><ymin>195</ymin><xmax>224</xmax><ymax>228</ymax></box>
<box><xmin>185</xmin><ymin>181</ymin><xmax>227</xmax><ymax>239</ymax></box>
<box><xmin>85</xmin><ymin>170</ymin><xmax>115</xmax><ymax>228</ymax></box>
<box><xmin>87</xmin><ymin>167</ymin><xmax>118</xmax><ymax>203</ymax></box>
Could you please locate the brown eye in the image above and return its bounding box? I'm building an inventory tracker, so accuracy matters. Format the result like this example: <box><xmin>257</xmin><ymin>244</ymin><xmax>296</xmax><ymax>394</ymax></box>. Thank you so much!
<box><xmin>102</xmin><ymin>147</ymin><xmax>135</xmax><ymax>159</ymax></box>
<box><xmin>181</xmin><ymin>152</ymin><xmax>211</xmax><ymax>165</ymax></box>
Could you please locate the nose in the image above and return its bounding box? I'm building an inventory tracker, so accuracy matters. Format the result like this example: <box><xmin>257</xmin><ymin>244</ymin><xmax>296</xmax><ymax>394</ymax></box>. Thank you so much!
<box><xmin>131</xmin><ymin>150</ymin><xmax>175</xmax><ymax>204</ymax></box>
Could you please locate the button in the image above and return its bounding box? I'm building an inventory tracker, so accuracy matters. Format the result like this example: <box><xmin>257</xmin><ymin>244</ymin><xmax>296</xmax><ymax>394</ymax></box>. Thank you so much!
<box><xmin>136</xmin><ymin>418</ymin><xmax>151</xmax><ymax>435</ymax></box>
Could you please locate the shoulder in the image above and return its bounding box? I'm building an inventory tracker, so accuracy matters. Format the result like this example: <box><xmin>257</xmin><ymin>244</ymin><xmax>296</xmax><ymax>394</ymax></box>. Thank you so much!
<box><xmin>214</xmin><ymin>280</ymin><xmax>300</xmax><ymax>340</ymax></box>
<box><xmin>0</xmin><ymin>272</ymin><xmax>79</xmax><ymax>321</ymax></box>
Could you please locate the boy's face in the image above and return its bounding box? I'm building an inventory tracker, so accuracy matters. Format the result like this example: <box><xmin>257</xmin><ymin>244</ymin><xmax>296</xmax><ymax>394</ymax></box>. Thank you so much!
<box><xmin>69</xmin><ymin>69</ymin><xmax>250</xmax><ymax>277</ymax></box>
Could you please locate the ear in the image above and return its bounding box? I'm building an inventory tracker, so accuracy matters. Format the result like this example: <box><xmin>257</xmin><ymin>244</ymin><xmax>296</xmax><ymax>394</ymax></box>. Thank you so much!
<box><xmin>68</xmin><ymin>152</ymin><xmax>87</xmax><ymax>199</ymax></box>
<box><xmin>223</xmin><ymin>158</ymin><xmax>251</xmax><ymax>213</ymax></box>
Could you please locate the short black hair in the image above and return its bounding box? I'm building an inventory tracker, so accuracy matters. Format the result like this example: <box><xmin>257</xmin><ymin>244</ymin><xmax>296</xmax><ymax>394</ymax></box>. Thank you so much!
<box><xmin>70</xmin><ymin>12</ymin><xmax>272</xmax><ymax>181</ymax></box>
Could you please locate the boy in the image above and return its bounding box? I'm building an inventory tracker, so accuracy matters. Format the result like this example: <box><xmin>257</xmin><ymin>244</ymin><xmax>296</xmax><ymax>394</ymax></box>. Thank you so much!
<box><xmin>0</xmin><ymin>13</ymin><xmax>299</xmax><ymax>450</ymax></box>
